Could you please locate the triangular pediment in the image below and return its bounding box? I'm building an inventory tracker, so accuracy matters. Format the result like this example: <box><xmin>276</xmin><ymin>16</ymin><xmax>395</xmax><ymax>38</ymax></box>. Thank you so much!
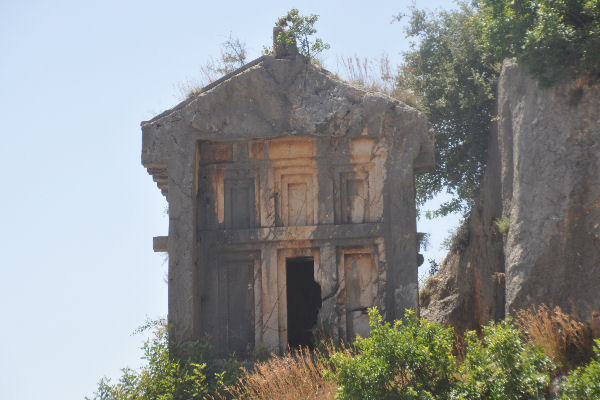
<box><xmin>141</xmin><ymin>54</ymin><xmax>434</xmax><ymax>195</ymax></box>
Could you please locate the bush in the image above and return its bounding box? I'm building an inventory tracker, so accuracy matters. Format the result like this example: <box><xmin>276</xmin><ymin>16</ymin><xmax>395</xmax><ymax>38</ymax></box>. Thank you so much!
<box><xmin>87</xmin><ymin>324</ymin><xmax>240</xmax><ymax>400</ymax></box>
<box><xmin>560</xmin><ymin>339</ymin><xmax>600</xmax><ymax>399</ymax></box>
<box><xmin>451</xmin><ymin>319</ymin><xmax>555</xmax><ymax>400</ymax></box>
<box><xmin>330</xmin><ymin>308</ymin><xmax>456</xmax><ymax>400</ymax></box>
<box><xmin>87</xmin><ymin>324</ymin><xmax>209</xmax><ymax>400</ymax></box>
<box><xmin>95</xmin><ymin>309</ymin><xmax>600</xmax><ymax>399</ymax></box>
<box><xmin>493</xmin><ymin>217</ymin><xmax>510</xmax><ymax>236</ymax></box>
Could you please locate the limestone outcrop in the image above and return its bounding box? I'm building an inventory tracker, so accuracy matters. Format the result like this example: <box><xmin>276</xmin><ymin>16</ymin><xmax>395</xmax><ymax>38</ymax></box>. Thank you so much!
<box><xmin>422</xmin><ymin>59</ymin><xmax>600</xmax><ymax>331</ymax></box>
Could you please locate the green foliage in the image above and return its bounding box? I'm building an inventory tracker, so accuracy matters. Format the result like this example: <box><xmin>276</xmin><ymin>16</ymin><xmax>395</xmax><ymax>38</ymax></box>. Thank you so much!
<box><xmin>330</xmin><ymin>308</ymin><xmax>456</xmax><ymax>399</ymax></box>
<box><xmin>400</xmin><ymin>4</ymin><xmax>500</xmax><ymax>217</ymax></box>
<box><xmin>401</xmin><ymin>1</ymin><xmax>600</xmax><ymax>217</ymax></box>
<box><xmin>276</xmin><ymin>9</ymin><xmax>330</xmax><ymax>59</ymax></box>
<box><xmin>479</xmin><ymin>0</ymin><xmax>600</xmax><ymax>86</ymax></box>
<box><xmin>331</xmin><ymin>314</ymin><xmax>556</xmax><ymax>399</ymax></box>
<box><xmin>87</xmin><ymin>325</ymin><xmax>209</xmax><ymax>400</ymax></box>
<box><xmin>494</xmin><ymin>216</ymin><xmax>510</xmax><ymax>235</ymax></box>
<box><xmin>87</xmin><ymin>324</ymin><xmax>240</xmax><ymax>400</ymax></box>
<box><xmin>451</xmin><ymin>319</ymin><xmax>555</xmax><ymax>400</ymax></box>
<box><xmin>559</xmin><ymin>339</ymin><xmax>600</xmax><ymax>399</ymax></box>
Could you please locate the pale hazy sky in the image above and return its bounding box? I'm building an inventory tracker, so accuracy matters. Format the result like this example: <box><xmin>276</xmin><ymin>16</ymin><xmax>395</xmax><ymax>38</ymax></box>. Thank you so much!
<box><xmin>0</xmin><ymin>1</ymin><xmax>459</xmax><ymax>398</ymax></box>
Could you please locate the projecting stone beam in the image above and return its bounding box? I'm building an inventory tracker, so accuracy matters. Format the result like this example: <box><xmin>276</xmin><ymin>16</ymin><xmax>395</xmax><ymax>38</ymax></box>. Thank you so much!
<box><xmin>153</xmin><ymin>236</ymin><xmax>168</xmax><ymax>252</ymax></box>
<box><xmin>199</xmin><ymin>223</ymin><xmax>383</xmax><ymax>245</ymax></box>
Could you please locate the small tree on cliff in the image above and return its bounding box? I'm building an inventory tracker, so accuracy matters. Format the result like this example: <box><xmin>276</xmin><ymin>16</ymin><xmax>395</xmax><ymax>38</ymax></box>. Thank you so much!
<box><xmin>274</xmin><ymin>9</ymin><xmax>330</xmax><ymax>60</ymax></box>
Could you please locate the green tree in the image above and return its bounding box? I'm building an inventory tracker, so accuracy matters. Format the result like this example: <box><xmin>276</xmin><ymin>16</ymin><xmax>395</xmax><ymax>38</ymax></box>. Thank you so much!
<box><xmin>275</xmin><ymin>9</ymin><xmax>330</xmax><ymax>60</ymax></box>
<box><xmin>400</xmin><ymin>3</ymin><xmax>500</xmax><ymax>216</ymax></box>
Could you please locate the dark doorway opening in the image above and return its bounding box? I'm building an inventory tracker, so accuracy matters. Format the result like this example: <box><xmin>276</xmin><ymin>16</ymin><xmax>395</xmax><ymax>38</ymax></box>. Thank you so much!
<box><xmin>286</xmin><ymin>257</ymin><xmax>322</xmax><ymax>348</ymax></box>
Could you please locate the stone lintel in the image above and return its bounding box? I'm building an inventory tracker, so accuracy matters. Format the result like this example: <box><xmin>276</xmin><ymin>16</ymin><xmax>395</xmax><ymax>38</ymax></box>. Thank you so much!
<box><xmin>153</xmin><ymin>236</ymin><xmax>168</xmax><ymax>252</ymax></box>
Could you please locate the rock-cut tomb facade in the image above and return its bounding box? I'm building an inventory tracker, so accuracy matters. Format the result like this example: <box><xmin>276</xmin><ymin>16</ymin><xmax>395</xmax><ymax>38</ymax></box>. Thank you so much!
<box><xmin>142</xmin><ymin>51</ymin><xmax>434</xmax><ymax>356</ymax></box>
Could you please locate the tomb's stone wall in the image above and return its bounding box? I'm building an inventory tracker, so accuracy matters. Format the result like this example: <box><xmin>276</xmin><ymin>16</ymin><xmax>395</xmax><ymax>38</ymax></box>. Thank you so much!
<box><xmin>142</xmin><ymin>54</ymin><xmax>433</xmax><ymax>355</ymax></box>
<box><xmin>196</xmin><ymin>137</ymin><xmax>389</xmax><ymax>354</ymax></box>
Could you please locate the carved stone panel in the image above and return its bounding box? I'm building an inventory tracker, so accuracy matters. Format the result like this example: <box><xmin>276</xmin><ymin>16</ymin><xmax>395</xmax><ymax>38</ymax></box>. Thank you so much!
<box><xmin>279</xmin><ymin>172</ymin><xmax>316</xmax><ymax>226</ymax></box>
<box><xmin>341</xmin><ymin>171</ymin><xmax>369</xmax><ymax>224</ymax></box>
<box><xmin>218</xmin><ymin>254</ymin><xmax>257</xmax><ymax>356</ymax></box>
<box><xmin>342</xmin><ymin>249</ymin><xmax>378</xmax><ymax>338</ymax></box>
<box><xmin>335</xmin><ymin>166</ymin><xmax>371</xmax><ymax>224</ymax></box>
<box><xmin>224</xmin><ymin>177</ymin><xmax>256</xmax><ymax>229</ymax></box>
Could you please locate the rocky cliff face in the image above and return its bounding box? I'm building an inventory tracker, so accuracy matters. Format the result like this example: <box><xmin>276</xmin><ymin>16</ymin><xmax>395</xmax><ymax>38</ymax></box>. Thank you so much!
<box><xmin>422</xmin><ymin>59</ymin><xmax>600</xmax><ymax>332</ymax></box>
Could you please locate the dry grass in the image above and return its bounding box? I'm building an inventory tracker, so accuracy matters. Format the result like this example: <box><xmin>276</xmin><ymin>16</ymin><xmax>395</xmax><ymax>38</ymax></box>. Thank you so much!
<box><xmin>215</xmin><ymin>343</ymin><xmax>351</xmax><ymax>400</ymax></box>
<box><xmin>336</xmin><ymin>54</ymin><xmax>419</xmax><ymax>107</ymax></box>
<box><xmin>418</xmin><ymin>286</ymin><xmax>432</xmax><ymax>308</ymax></box>
<box><xmin>453</xmin><ymin>331</ymin><xmax>467</xmax><ymax>365</ymax></box>
<box><xmin>516</xmin><ymin>304</ymin><xmax>594</xmax><ymax>371</ymax></box>
<box><xmin>418</xmin><ymin>275</ymin><xmax>440</xmax><ymax>308</ymax></box>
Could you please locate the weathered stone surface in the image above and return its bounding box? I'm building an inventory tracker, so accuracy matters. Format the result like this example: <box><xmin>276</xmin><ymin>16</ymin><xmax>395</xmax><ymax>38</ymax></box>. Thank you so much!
<box><xmin>499</xmin><ymin>60</ymin><xmax>600</xmax><ymax>318</ymax></box>
<box><xmin>422</xmin><ymin>59</ymin><xmax>600</xmax><ymax>331</ymax></box>
<box><xmin>420</xmin><ymin>113</ymin><xmax>506</xmax><ymax>332</ymax></box>
<box><xmin>142</xmin><ymin>54</ymin><xmax>434</xmax><ymax>355</ymax></box>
